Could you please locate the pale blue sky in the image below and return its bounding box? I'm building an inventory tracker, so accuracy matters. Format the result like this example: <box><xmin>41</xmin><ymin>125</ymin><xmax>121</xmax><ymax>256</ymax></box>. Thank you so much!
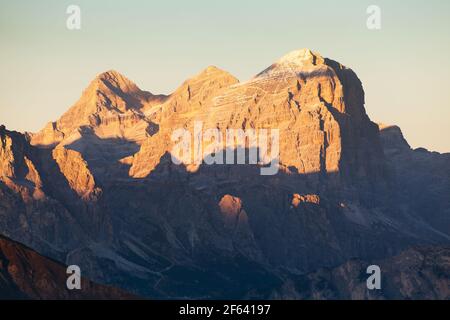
<box><xmin>1</xmin><ymin>0</ymin><xmax>449</xmax><ymax>152</ymax></box>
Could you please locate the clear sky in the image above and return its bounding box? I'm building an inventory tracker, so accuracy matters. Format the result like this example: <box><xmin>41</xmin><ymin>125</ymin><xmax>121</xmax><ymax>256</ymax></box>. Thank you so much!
<box><xmin>1</xmin><ymin>0</ymin><xmax>449</xmax><ymax>152</ymax></box>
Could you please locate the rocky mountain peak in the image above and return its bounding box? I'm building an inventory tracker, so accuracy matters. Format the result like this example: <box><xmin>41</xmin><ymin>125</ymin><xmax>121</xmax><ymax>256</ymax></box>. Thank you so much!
<box><xmin>96</xmin><ymin>69</ymin><xmax>128</xmax><ymax>81</ymax></box>
<box><xmin>200</xmin><ymin>65</ymin><xmax>229</xmax><ymax>75</ymax></box>
<box><xmin>276</xmin><ymin>48</ymin><xmax>324</xmax><ymax>66</ymax></box>
<box><xmin>90</xmin><ymin>69</ymin><xmax>143</xmax><ymax>97</ymax></box>
<box><xmin>31</xmin><ymin>70</ymin><xmax>153</xmax><ymax>147</ymax></box>
<box><xmin>378</xmin><ymin>123</ymin><xmax>411</xmax><ymax>155</ymax></box>
<box><xmin>186</xmin><ymin>65</ymin><xmax>239</xmax><ymax>86</ymax></box>
<box><xmin>255</xmin><ymin>48</ymin><xmax>325</xmax><ymax>79</ymax></box>
<box><xmin>166</xmin><ymin>65</ymin><xmax>239</xmax><ymax>109</ymax></box>
<box><xmin>1</xmin><ymin>49</ymin><xmax>450</xmax><ymax>299</ymax></box>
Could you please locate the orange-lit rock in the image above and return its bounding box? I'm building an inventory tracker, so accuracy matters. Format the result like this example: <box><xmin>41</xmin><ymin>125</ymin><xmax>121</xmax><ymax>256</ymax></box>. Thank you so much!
<box><xmin>52</xmin><ymin>146</ymin><xmax>100</xmax><ymax>200</ymax></box>
<box><xmin>291</xmin><ymin>194</ymin><xmax>321</xmax><ymax>208</ymax></box>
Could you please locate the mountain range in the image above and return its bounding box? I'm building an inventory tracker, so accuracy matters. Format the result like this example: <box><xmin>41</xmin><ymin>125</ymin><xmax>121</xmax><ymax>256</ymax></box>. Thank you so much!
<box><xmin>1</xmin><ymin>49</ymin><xmax>449</xmax><ymax>299</ymax></box>
<box><xmin>0</xmin><ymin>235</ymin><xmax>132</xmax><ymax>299</ymax></box>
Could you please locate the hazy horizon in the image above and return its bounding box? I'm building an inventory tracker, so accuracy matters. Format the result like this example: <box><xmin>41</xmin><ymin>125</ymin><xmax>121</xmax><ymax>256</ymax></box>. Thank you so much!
<box><xmin>1</xmin><ymin>0</ymin><xmax>449</xmax><ymax>152</ymax></box>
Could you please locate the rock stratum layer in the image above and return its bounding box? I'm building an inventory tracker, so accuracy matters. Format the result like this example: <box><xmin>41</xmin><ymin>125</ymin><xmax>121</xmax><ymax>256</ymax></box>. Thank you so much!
<box><xmin>1</xmin><ymin>49</ymin><xmax>449</xmax><ymax>299</ymax></box>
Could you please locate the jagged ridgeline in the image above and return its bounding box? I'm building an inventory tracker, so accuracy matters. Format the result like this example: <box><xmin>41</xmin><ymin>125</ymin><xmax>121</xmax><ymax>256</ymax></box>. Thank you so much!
<box><xmin>1</xmin><ymin>49</ymin><xmax>449</xmax><ymax>299</ymax></box>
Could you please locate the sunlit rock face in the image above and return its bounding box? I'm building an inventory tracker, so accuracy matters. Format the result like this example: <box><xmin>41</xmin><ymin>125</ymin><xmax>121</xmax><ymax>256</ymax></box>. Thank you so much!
<box><xmin>0</xmin><ymin>50</ymin><xmax>449</xmax><ymax>299</ymax></box>
<box><xmin>30</xmin><ymin>70</ymin><xmax>157</xmax><ymax>147</ymax></box>
<box><xmin>129</xmin><ymin>49</ymin><xmax>388</xmax><ymax>198</ymax></box>
<box><xmin>29</xmin><ymin>49</ymin><xmax>387</xmax><ymax>194</ymax></box>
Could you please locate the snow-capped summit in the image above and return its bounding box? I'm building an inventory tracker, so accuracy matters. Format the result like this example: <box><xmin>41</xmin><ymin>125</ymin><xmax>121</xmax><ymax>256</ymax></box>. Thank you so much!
<box><xmin>255</xmin><ymin>48</ymin><xmax>325</xmax><ymax>79</ymax></box>
<box><xmin>276</xmin><ymin>48</ymin><xmax>324</xmax><ymax>66</ymax></box>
